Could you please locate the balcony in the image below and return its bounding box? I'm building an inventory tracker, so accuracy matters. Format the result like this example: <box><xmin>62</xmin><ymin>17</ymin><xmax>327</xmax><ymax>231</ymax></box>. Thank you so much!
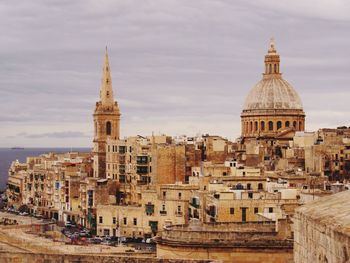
<box><xmin>137</xmin><ymin>156</ymin><xmax>148</xmax><ymax>165</ymax></box>
<box><xmin>145</xmin><ymin>203</ymin><xmax>155</xmax><ymax>216</ymax></box>
<box><xmin>190</xmin><ymin>198</ymin><xmax>200</xmax><ymax>208</ymax></box>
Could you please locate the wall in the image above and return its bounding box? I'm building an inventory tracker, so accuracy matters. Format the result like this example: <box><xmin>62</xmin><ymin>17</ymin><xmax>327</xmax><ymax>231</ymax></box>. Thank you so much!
<box><xmin>0</xmin><ymin>252</ymin><xmax>215</xmax><ymax>263</ymax></box>
<box><xmin>157</xmin><ymin>244</ymin><xmax>293</xmax><ymax>263</ymax></box>
<box><xmin>294</xmin><ymin>211</ymin><xmax>350</xmax><ymax>263</ymax></box>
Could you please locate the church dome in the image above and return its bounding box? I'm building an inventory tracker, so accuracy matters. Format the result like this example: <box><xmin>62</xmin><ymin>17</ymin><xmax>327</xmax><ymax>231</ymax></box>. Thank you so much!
<box><xmin>240</xmin><ymin>39</ymin><xmax>306</xmax><ymax>139</ymax></box>
<box><xmin>243</xmin><ymin>77</ymin><xmax>303</xmax><ymax>111</ymax></box>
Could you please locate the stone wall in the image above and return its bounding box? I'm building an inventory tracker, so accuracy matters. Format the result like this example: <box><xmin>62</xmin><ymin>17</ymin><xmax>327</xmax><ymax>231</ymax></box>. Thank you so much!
<box><xmin>0</xmin><ymin>251</ymin><xmax>215</xmax><ymax>263</ymax></box>
<box><xmin>157</xmin><ymin>243</ymin><xmax>293</xmax><ymax>263</ymax></box>
<box><xmin>152</xmin><ymin>145</ymin><xmax>186</xmax><ymax>185</ymax></box>
<box><xmin>294</xmin><ymin>210</ymin><xmax>350</xmax><ymax>263</ymax></box>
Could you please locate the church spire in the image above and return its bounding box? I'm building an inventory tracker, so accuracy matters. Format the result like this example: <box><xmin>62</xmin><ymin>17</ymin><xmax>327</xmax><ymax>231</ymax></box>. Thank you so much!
<box><xmin>264</xmin><ymin>37</ymin><xmax>281</xmax><ymax>78</ymax></box>
<box><xmin>100</xmin><ymin>46</ymin><xmax>114</xmax><ymax>107</ymax></box>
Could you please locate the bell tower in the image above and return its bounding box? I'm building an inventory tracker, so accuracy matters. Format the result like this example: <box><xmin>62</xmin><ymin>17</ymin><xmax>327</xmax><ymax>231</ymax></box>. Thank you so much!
<box><xmin>93</xmin><ymin>47</ymin><xmax>121</xmax><ymax>178</ymax></box>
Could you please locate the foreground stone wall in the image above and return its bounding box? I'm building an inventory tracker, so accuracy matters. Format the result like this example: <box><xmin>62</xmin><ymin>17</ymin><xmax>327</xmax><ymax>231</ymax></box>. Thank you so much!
<box><xmin>294</xmin><ymin>210</ymin><xmax>350</xmax><ymax>263</ymax></box>
<box><xmin>0</xmin><ymin>251</ymin><xmax>215</xmax><ymax>263</ymax></box>
<box><xmin>157</xmin><ymin>244</ymin><xmax>293</xmax><ymax>263</ymax></box>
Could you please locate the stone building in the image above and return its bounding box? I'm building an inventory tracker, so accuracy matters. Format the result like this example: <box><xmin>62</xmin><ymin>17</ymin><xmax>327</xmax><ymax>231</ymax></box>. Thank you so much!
<box><xmin>241</xmin><ymin>39</ymin><xmax>305</xmax><ymax>140</ymax></box>
<box><xmin>304</xmin><ymin>128</ymin><xmax>350</xmax><ymax>181</ymax></box>
<box><xmin>96</xmin><ymin>183</ymin><xmax>198</xmax><ymax>238</ymax></box>
<box><xmin>294</xmin><ymin>190</ymin><xmax>350</xmax><ymax>263</ymax></box>
<box><xmin>93</xmin><ymin>48</ymin><xmax>121</xmax><ymax>178</ymax></box>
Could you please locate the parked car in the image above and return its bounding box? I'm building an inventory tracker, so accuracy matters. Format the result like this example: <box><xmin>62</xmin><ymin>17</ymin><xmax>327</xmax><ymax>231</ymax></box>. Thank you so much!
<box><xmin>33</xmin><ymin>214</ymin><xmax>43</xmax><ymax>219</ymax></box>
<box><xmin>145</xmin><ymin>238</ymin><xmax>154</xmax><ymax>244</ymax></box>
<box><xmin>19</xmin><ymin>212</ymin><xmax>29</xmax><ymax>216</ymax></box>
<box><xmin>65</xmin><ymin>221</ymin><xmax>73</xmax><ymax>228</ymax></box>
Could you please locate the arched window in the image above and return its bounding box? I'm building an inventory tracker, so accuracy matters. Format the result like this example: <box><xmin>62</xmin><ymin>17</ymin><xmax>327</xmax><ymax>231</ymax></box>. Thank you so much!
<box><xmin>254</xmin><ymin>121</ymin><xmax>258</xmax><ymax>132</ymax></box>
<box><xmin>285</xmin><ymin>121</ymin><xmax>290</xmax><ymax>127</ymax></box>
<box><xmin>274</xmin><ymin>64</ymin><xmax>277</xmax><ymax>73</ymax></box>
<box><xmin>269</xmin><ymin>64</ymin><xmax>272</xmax><ymax>74</ymax></box>
<box><xmin>261</xmin><ymin>121</ymin><xmax>265</xmax><ymax>131</ymax></box>
<box><xmin>249</xmin><ymin>122</ymin><xmax>253</xmax><ymax>133</ymax></box>
<box><xmin>258</xmin><ymin>183</ymin><xmax>263</xmax><ymax>190</ymax></box>
<box><xmin>268</xmin><ymin>121</ymin><xmax>273</xmax><ymax>131</ymax></box>
<box><xmin>106</xmin><ymin>121</ymin><xmax>112</xmax><ymax>135</ymax></box>
<box><xmin>299</xmin><ymin>121</ymin><xmax>303</xmax><ymax>130</ymax></box>
<box><xmin>277</xmin><ymin>121</ymin><xmax>282</xmax><ymax>130</ymax></box>
<box><xmin>293</xmin><ymin>121</ymin><xmax>297</xmax><ymax>128</ymax></box>
<box><xmin>247</xmin><ymin>183</ymin><xmax>251</xmax><ymax>190</ymax></box>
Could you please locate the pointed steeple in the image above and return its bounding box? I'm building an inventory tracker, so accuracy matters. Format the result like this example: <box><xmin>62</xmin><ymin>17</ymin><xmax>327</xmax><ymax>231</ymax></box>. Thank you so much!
<box><xmin>264</xmin><ymin>37</ymin><xmax>281</xmax><ymax>78</ymax></box>
<box><xmin>100</xmin><ymin>46</ymin><xmax>114</xmax><ymax>107</ymax></box>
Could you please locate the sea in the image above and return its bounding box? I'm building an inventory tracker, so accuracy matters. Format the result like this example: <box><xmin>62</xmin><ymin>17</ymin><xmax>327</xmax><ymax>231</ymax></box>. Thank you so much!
<box><xmin>0</xmin><ymin>147</ymin><xmax>91</xmax><ymax>191</ymax></box>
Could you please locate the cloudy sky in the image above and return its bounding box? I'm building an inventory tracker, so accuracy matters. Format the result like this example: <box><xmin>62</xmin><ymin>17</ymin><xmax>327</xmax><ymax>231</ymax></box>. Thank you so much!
<box><xmin>0</xmin><ymin>0</ymin><xmax>349</xmax><ymax>147</ymax></box>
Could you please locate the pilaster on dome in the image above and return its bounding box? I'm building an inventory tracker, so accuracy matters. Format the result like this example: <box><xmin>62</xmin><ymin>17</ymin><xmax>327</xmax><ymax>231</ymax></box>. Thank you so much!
<box><xmin>264</xmin><ymin>37</ymin><xmax>281</xmax><ymax>78</ymax></box>
<box><xmin>100</xmin><ymin>46</ymin><xmax>114</xmax><ymax>107</ymax></box>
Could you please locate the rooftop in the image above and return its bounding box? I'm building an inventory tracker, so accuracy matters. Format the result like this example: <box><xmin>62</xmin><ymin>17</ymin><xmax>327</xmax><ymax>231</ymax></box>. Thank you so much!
<box><xmin>296</xmin><ymin>190</ymin><xmax>350</xmax><ymax>237</ymax></box>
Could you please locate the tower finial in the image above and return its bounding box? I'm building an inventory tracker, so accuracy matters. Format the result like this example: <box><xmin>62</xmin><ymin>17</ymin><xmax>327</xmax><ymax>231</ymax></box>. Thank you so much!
<box><xmin>268</xmin><ymin>37</ymin><xmax>276</xmax><ymax>53</ymax></box>
<box><xmin>100</xmin><ymin>47</ymin><xmax>114</xmax><ymax>106</ymax></box>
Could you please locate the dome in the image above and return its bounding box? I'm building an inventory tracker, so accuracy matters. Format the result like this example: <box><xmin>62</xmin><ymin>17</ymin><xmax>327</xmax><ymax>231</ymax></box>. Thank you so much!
<box><xmin>243</xmin><ymin>77</ymin><xmax>303</xmax><ymax>111</ymax></box>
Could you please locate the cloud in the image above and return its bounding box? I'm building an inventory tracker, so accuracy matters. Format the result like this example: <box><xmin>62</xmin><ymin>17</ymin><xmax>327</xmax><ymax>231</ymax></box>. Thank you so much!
<box><xmin>0</xmin><ymin>0</ymin><xmax>349</xmax><ymax>147</ymax></box>
<box><xmin>9</xmin><ymin>131</ymin><xmax>90</xmax><ymax>139</ymax></box>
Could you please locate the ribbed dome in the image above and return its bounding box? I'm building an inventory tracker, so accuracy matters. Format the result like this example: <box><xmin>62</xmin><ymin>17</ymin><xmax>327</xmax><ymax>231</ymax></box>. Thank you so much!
<box><xmin>243</xmin><ymin>77</ymin><xmax>303</xmax><ymax>111</ymax></box>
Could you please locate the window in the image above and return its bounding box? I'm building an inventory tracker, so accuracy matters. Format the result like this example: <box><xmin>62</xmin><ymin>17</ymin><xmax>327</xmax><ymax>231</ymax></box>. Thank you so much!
<box><xmin>285</xmin><ymin>121</ymin><xmax>290</xmax><ymax>127</ymax></box>
<box><xmin>133</xmin><ymin>218</ymin><xmax>137</xmax><ymax>226</ymax></box>
<box><xmin>254</xmin><ymin>207</ymin><xmax>259</xmax><ymax>214</ymax></box>
<box><xmin>177</xmin><ymin>206</ymin><xmax>181</xmax><ymax>213</ymax></box>
<box><xmin>293</xmin><ymin>121</ymin><xmax>297</xmax><ymax>128</ymax></box>
<box><xmin>113</xmin><ymin>217</ymin><xmax>116</xmax><ymax>224</ymax></box>
<box><xmin>277</xmin><ymin>121</ymin><xmax>282</xmax><ymax>130</ymax></box>
<box><xmin>178</xmin><ymin>192</ymin><xmax>182</xmax><ymax>199</ymax></box>
<box><xmin>261</xmin><ymin>121</ymin><xmax>265</xmax><ymax>131</ymax></box>
<box><xmin>258</xmin><ymin>183</ymin><xmax>263</xmax><ymax>190</ymax></box>
<box><xmin>254</xmin><ymin>121</ymin><xmax>258</xmax><ymax>131</ymax></box>
<box><xmin>269</xmin><ymin>207</ymin><xmax>273</xmax><ymax>213</ymax></box>
<box><xmin>268</xmin><ymin>121</ymin><xmax>273</xmax><ymax>131</ymax></box>
<box><xmin>106</xmin><ymin>121</ymin><xmax>112</xmax><ymax>135</ymax></box>
<box><xmin>247</xmin><ymin>183</ymin><xmax>251</xmax><ymax>190</ymax></box>
<box><xmin>123</xmin><ymin>217</ymin><xmax>127</xmax><ymax>225</ymax></box>
<box><xmin>99</xmin><ymin>216</ymin><xmax>103</xmax><ymax>224</ymax></box>
<box><xmin>248</xmin><ymin>192</ymin><xmax>253</xmax><ymax>199</ymax></box>
<box><xmin>162</xmin><ymin>191</ymin><xmax>166</xmax><ymax>198</ymax></box>
<box><xmin>230</xmin><ymin>208</ymin><xmax>234</xmax><ymax>214</ymax></box>
<box><xmin>162</xmin><ymin>204</ymin><xmax>166</xmax><ymax>211</ymax></box>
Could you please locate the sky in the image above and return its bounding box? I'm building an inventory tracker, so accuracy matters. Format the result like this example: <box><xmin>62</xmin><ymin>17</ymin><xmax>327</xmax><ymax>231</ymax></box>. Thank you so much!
<box><xmin>0</xmin><ymin>0</ymin><xmax>349</xmax><ymax>147</ymax></box>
